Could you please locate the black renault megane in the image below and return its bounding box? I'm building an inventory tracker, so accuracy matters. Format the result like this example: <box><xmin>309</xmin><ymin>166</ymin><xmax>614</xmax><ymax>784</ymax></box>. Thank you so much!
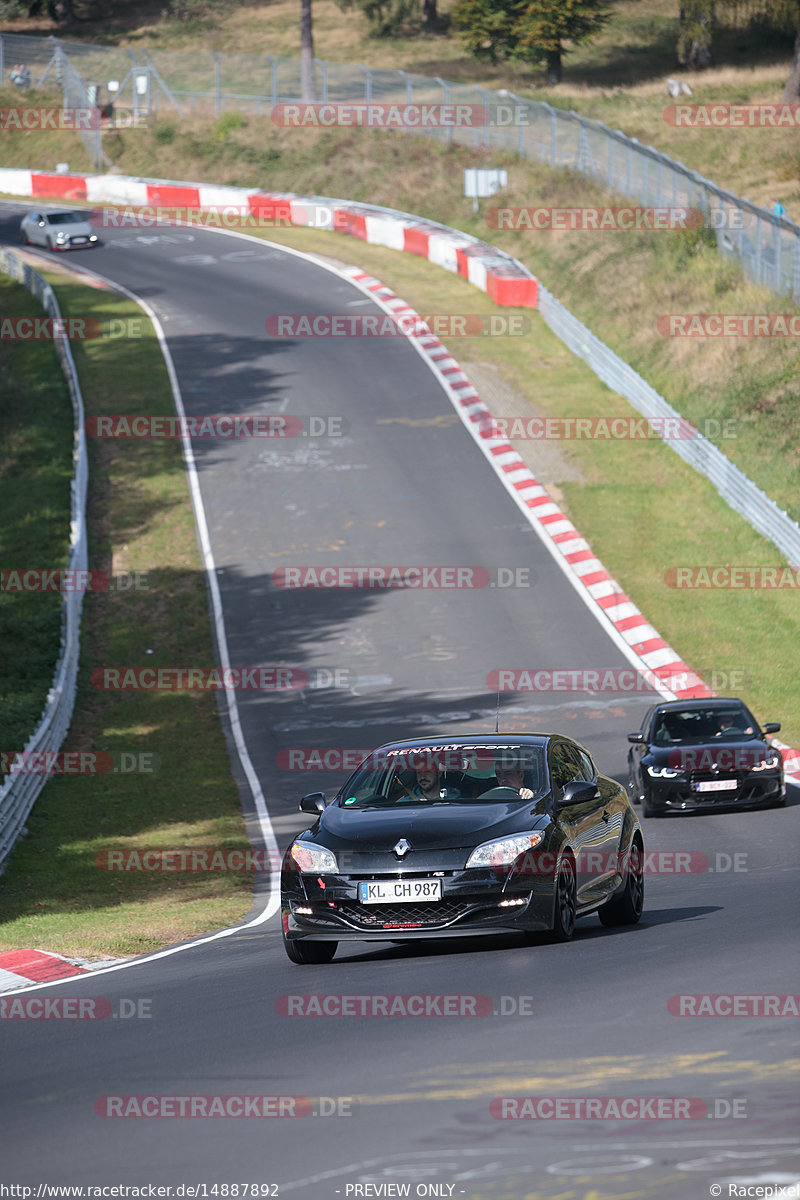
<box><xmin>281</xmin><ymin>734</ymin><xmax>644</xmax><ymax>963</ymax></box>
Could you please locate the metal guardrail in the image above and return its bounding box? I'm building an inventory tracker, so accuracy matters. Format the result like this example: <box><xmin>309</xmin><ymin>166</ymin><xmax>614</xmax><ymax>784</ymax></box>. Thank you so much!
<box><xmin>535</xmin><ymin>278</ymin><xmax>800</xmax><ymax>565</ymax></box>
<box><xmin>1</xmin><ymin>32</ymin><xmax>798</xmax><ymax>297</ymax></box>
<box><xmin>0</xmin><ymin>248</ymin><xmax>89</xmax><ymax>873</ymax></box>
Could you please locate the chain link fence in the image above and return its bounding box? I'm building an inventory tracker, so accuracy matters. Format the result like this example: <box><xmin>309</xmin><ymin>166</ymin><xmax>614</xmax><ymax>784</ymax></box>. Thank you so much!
<box><xmin>2</xmin><ymin>32</ymin><xmax>797</xmax><ymax>298</ymax></box>
<box><xmin>0</xmin><ymin>247</ymin><xmax>89</xmax><ymax>874</ymax></box>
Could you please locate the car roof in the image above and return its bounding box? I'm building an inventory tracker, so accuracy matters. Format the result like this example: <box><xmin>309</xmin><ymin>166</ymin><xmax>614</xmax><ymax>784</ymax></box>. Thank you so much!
<box><xmin>652</xmin><ymin>697</ymin><xmax>746</xmax><ymax>712</ymax></box>
<box><xmin>371</xmin><ymin>734</ymin><xmax>554</xmax><ymax>751</ymax></box>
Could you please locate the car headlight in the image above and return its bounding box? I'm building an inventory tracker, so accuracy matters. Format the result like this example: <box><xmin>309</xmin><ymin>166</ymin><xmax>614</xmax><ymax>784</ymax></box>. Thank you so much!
<box><xmin>466</xmin><ymin>832</ymin><xmax>543</xmax><ymax>870</ymax></box>
<box><xmin>750</xmin><ymin>753</ymin><xmax>781</xmax><ymax>772</ymax></box>
<box><xmin>647</xmin><ymin>765</ymin><xmax>681</xmax><ymax>778</ymax></box>
<box><xmin>289</xmin><ymin>842</ymin><xmax>338</xmax><ymax>874</ymax></box>
<box><xmin>55</xmin><ymin>231</ymin><xmax>68</xmax><ymax>241</ymax></box>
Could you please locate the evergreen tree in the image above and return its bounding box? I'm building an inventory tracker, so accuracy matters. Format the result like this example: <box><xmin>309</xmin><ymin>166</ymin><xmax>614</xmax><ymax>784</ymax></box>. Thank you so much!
<box><xmin>452</xmin><ymin>0</ymin><xmax>613</xmax><ymax>84</ymax></box>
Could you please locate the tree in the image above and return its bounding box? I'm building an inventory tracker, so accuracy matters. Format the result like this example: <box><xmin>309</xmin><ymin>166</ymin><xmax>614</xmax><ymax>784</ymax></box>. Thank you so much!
<box><xmin>335</xmin><ymin>0</ymin><xmax>437</xmax><ymax>38</ymax></box>
<box><xmin>452</xmin><ymin>0</ymin><xmax>613</xmax><ymax>84</ymax></box>
<box><xmin>300</xmin><ymin>0</ymin><xmax>316</xmax><ymax>101</ymax></box>
<box><xmin>677</xmin><ymin>2</ymin><xmax>715</xmax><ymax>69</ymax></box>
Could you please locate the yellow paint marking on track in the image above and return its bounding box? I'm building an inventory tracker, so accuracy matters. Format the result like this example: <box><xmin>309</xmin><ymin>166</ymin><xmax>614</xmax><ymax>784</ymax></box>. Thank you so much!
<box><xmin>376</xmin><ymin>415</ymin><xmax>459</xmax><ymax>427</ymax></box>
<box><xmin>346</xmin><ymin>1051</ymin><xmax>799</xmax><ymax>1106</ymax></box>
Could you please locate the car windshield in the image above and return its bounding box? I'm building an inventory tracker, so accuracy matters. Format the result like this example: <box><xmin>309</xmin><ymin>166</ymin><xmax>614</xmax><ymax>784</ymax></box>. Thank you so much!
<box><xmin>338</xmin><ymin>743</ymin><xmax>546</xmax><ymax>808</ymax></box>
<box><xmin>652</xmin><ymin>706</ymin><xmax>757</xmax><ymax>744</ymax></box>
<box><xmin>46</xmin><ymin>212</ymin><xmax>87</xmax><ymax>225</ymax></box>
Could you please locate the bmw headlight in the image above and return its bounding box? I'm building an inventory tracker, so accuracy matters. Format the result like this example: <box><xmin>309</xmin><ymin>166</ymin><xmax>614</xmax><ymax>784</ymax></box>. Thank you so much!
<box><xmin>289</xmin><ymin>842</ymin><xmax>338</xmax><ymax>874</ymax></box>
<box><xmin>750</xmin><ymin>753</ymin><xmax>781</xmax><ymax>772</ymax></box>
<box><xmin>647</xmin><ymin>765</ymin><xmax>681</xmax><ymax>778</ymax></box>
<box><xmin>466</xmin><ymin>832</ymin><xmax>543</xmax><ymax>870</ymax></box>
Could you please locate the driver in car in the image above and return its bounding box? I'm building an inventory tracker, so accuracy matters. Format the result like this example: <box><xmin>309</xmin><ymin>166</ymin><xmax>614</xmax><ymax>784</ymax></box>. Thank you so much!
<box><xmin>494</xmin><ymin>756</ymin><xmax>535</xmax><ymax>800</ymax></box>
<box><xmin>408</xmin><ymin>760</ymin><xmax>460</xmax><ymax>801</ymax></box>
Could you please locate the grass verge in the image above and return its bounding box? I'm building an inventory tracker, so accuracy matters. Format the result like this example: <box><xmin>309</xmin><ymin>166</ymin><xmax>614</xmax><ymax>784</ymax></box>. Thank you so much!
<box><xmin>0</xmin><ymin>265</ymin><xmax>252</xmax><ymax>958</ymax></box>
<box><xmin>0</xmin><ymin>274</ymin><xmax>74</xmax><ymax>757</ymax></box>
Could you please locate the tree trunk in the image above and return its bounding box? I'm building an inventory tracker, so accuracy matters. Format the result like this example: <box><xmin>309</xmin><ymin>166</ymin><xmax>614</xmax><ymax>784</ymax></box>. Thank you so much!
<box><xmin>300</xmin><ymin>0</ymin><xmax>316</xmax><ymax>103</ymax></box>
<box><xmin>422</xmin><ymin>0</ymin><xmax>438</xmax><ymax>31</ymax></box>
<box><xmin>52</xmin><ymin>0</ymin><xmax>74</xmax><ymax>22</ymax></box>
<box><xmin>545</xmin><ymin>46</ymin><xmax>562</xmax><ymax>86</ymax></box>
<box><xmin>782</xmin><ymin>28</ymin><xmax>800</xmax><ymax>102</ymax></box>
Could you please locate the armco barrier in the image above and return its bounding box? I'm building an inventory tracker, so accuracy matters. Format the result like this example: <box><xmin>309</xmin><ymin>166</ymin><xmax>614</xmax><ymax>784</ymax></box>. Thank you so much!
<box><xmin>1</xmin><ymin>167</ymin><xmax>797</xmax><ymax>788</ymax></box>
<box><xmin>0</xmin><ymin>248</ymin><xmax>90</xmax><ymax>872</ymax></box>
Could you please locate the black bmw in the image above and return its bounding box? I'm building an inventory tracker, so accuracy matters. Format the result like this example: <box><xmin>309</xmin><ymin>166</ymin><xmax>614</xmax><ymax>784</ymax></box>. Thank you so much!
<box><xmin>281</xmin><ymin>734</ymin><xmax>644</xmax><ymax>964</ymax></box>
<box><xmin>628</xmin><ymin>697</ymin><xmax>785</xmax><ymax>817</ymax></box>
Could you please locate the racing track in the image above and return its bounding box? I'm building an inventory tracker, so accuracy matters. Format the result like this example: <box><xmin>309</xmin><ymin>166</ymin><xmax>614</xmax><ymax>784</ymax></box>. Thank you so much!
<box><xmin>0</xmin><ymin>203</ymin><xmax>798</xmax><ymax>1199</ymax></box>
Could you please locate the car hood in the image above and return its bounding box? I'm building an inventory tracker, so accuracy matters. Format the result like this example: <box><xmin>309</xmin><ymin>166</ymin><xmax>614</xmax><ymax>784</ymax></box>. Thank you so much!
<box><xmin>311</xmin><ymin>798</ymin><xmax>548</xmax><ymax>853</ymax></box>
<box><xmin>647</xmin><ymin>737</ymin><xmax>775</xmax><ymax>770</ymax></box>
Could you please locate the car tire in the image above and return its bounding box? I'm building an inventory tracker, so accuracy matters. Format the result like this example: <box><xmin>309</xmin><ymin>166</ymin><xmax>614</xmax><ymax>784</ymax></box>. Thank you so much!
<box><xmin>546</xmin><ymin>854</ymin><xmax>576</xmax><ymax>942</ymax></box>
<box><xmin>598</xmin><ymin>838</ymin><xmax>644</xmax><ymax>927</ymax></box>
<box><xmin>642</xmin><ymin>785</ymin><xmax>663</xmax><ymax>818</ymax></box>
<box><xmin>283</xmin><ymin>935</ymin><xmax>337</xmax><ymax>964</ymax></box>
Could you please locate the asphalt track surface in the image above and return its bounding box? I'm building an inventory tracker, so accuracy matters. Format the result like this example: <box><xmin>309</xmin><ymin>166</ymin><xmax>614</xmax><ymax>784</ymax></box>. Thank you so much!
<box><xmin>1</xmin><ymin>204</ymin><xmax>798</xmax><ymax>1200</ymax></box>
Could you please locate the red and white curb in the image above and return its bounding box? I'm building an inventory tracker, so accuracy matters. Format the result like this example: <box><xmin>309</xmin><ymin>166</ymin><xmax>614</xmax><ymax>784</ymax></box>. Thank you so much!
<box><xmin>0</xmin><ymin>948</ymin><xmax>89</xmax><ymax>991</ymax></box>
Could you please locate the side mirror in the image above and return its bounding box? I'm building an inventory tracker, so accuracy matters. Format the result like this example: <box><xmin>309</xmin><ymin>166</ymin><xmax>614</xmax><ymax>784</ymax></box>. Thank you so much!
<box><xmin>763</xmin><ymin>722</ymin><xmax>781</xmax><ymax>735</ymax></box>
<box><xmin>559</xmin><ymin>780</ymin><xmax>598</xmax><ymax>807</ymax></box>
<box><xmin>299</xmin><ymin>791</ymin><xmax>326</xmax><ymax>814</ymax></box>
<box><xmin>627</xmin><ymin>733</ymin><xmax>644</xmax><ymax>744</ymax></box>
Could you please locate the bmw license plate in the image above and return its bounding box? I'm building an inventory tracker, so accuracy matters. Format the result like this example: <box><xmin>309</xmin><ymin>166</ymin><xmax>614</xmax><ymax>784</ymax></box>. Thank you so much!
<box><xmin>358</xmin><ymin>879</ymin><xmax>442</xmax><ymax>904</ymax></box>
<box><xmin>693</xmin><ymin>779</ymin><xmax>738</xmax><ymax>792</ymax></box>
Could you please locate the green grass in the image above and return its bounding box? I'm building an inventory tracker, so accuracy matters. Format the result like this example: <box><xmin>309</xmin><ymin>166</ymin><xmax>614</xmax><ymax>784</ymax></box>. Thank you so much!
<box><xmin>0</xmin><ymin>275</ymin><xmax>74</xmax><ymax>757</ymax></box>
<box><xmin>0</xmin><ymin>272</ymin><xmax>252</xmax><ymax>958</ymax></box>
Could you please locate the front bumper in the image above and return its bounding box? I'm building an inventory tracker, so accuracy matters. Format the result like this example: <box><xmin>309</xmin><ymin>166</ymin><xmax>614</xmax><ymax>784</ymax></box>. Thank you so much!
<box><xmin>281</xmin><ymin>866</ymin><xmax>555</xmax><ymax>941</ymax></box>
<box><xmin>647</xmin><ymin>770</ymin><xmax>784</xmax><ymax>811</ymax></box>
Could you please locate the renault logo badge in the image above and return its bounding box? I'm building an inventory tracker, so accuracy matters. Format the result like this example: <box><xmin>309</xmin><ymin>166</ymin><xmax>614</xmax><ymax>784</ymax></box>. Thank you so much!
<box><xmin>393</xmin><ymin>839</ymin><xmax>411</xmax><ymax>858</ymax></box>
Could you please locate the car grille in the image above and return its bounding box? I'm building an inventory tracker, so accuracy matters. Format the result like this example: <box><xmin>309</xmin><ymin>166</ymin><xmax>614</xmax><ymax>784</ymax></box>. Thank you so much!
<box><xmin>337</xmin><ymin>901</ymin><xmax>468</xmax><ymax>928</ymax></box>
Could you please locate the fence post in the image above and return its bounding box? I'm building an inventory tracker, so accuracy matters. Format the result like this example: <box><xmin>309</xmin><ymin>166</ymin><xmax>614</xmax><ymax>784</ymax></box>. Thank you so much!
<box><xmin>263</xmin><ymin>54</ymin><xmax>276</xmax><ymax>106</ymax></box>
<box><xmin>0</xmin><ymin>35</ymin><xmax>4</xmax><ymax>87</ymax></box>
<box><xmin>550</xmin><ymin>106</ymin><xmax>557</xmax><ymax>167</ymax></box>
<box><xmin>212</xmin><ymin>52</ymin><xmax>221</xmax><ymax>116</ymax></box>
<box><xmin>316</xmin><ymin>58</ymin><xmax>327</xmax><ymax>103</ymax></box>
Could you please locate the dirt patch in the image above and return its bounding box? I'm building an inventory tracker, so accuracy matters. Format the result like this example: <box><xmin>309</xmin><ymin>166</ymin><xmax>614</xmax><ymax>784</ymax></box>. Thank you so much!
<box><xmin>460</xmin><ymin>360</ymin><xmax>584</xmax><ymax>489</ymax></box>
